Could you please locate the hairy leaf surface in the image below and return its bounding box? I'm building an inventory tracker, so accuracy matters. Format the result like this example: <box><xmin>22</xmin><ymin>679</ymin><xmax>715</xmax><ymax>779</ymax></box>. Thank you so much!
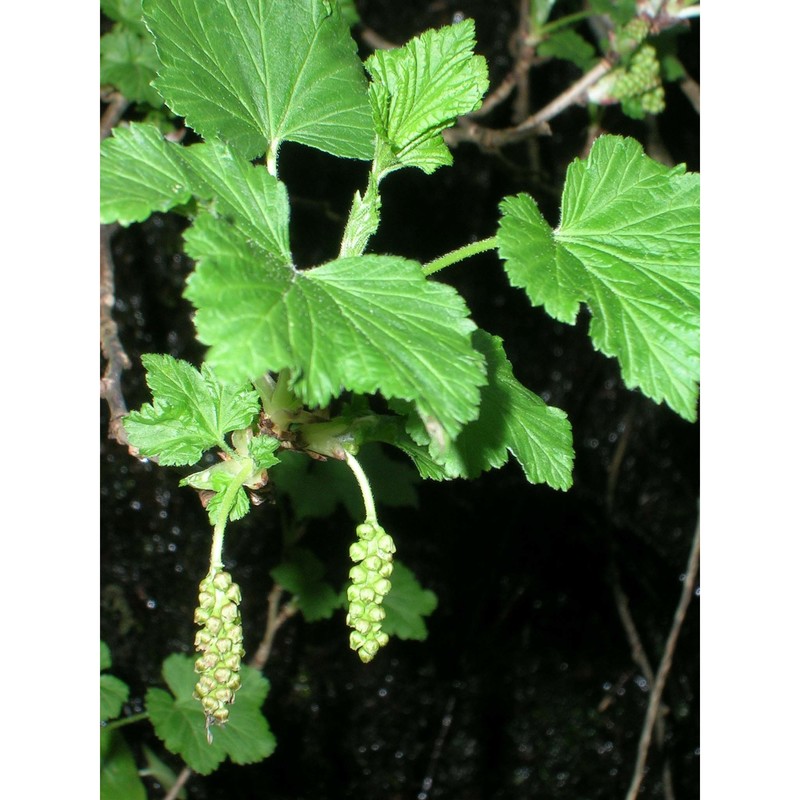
<box><xmin>100</xmin><ymin>122</ymin><xmax>192</xmax><ymax>225</ymax></box>
<box><xmin>143</xmin><ymin>0</ymin><xmax>374</xmax><ymax>161</ymax></box>
<box><xmin>123</xmin><ymin>354</ymin><xmax>260</xmax><ymax>465</ymax></box>
<box><xmin>367</xmin><ymin>19</ymin><xmax>488</xmax><ymax>175</ymax></box>
<box><xmin>184</xmin><ymin>242</ymin><xmax>487</xmax><ymax>440</ymax></box>
<box><xmin>445</xmin><ymin>332</ymin><xmax>574</xmax><ymax>489</ymax></box>
<box><xmin>498</xmin><ymin>135</ymin><xmax>700</xmax><ymax>420</ymax></box>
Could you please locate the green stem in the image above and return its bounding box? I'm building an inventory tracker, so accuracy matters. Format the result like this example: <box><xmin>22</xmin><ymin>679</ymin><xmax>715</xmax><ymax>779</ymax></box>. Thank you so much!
<box><xmin>537</xmin><ymin>10</ymin><xmax>592</xmax><ymax>37</ymax></box>
<box><xmin>209</xmin><ymin>462</ymin><xmax>253</xmax><ymax>569</ymax></box>
<box><xmin>102</xmin><ymin>712</ymin><xmax>149</xmax><ymax>731</ymax></box>
<box><xmin>421</xmin><ymin>236</ymin><xmax>498</xmax><ymax>277</ymax></box>
<box><xmin>344</xmin><ymin>451</ymin><xmax>377</xmax><ymax>524</ymax></box>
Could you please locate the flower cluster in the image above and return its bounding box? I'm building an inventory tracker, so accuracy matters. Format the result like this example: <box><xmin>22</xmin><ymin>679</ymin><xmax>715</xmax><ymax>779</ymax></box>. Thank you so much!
<box><xmin>613</xmin><ymin>45</ymin><xmax>665</xmax><ymax>117</ymax></box>
<box><xmin>346</xmin><ymin>521</ymin><xmax>395</xmax><ymax>663</ymax></box>
<box><xmin>193</xmin><ymin>569</ymin><xmax>245</xmax><ymax>736</ymax></box>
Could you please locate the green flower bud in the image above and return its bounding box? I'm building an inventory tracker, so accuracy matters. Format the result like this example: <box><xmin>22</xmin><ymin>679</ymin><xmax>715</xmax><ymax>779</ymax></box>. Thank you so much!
<box><xmin>349</xmin><ymin>541</ymin><xmax>369</xmax><ymax>562</ymax></box>
<box><xmin>346</xmin><ymin>520</ymin><xmax>395</xmax><ymax>663</ymax></box>
<box><xmin>192</xmin><ymin>568</ymin><xmax>245</xmax><ymax>738</ymax></box>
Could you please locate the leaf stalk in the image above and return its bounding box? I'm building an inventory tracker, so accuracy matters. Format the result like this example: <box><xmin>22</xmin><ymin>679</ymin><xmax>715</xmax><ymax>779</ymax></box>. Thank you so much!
<box><xmin>422</xmin><ymin>236</ymin><xmax>498</xmax><ymax>276</ymax></box>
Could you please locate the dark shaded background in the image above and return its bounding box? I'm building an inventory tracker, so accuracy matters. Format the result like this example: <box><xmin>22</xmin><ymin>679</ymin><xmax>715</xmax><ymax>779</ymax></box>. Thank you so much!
<box><xmin>101</xmin><ymin>2</ymin><xmax>699</xmax><ymax>797</ymax></box>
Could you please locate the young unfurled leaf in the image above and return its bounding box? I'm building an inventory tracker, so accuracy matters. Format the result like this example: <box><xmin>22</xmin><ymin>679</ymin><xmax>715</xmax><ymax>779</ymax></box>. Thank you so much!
<box><xmin>123</xmin><ymin>354</ymin><xmax>260</xmax><ymax>466</ymax></box>
<box><xmin>444</xmin><ymin>331</ymin><xmax>574</xmax><ymax>490</ymax></box>
<box><xmin>497</xmin><ymin>135</ymin><xmax>699</xmax><ymax>421</ymax></box>
<box><xmin>142</xmin><ymin>0</ymin><xmax>374</xmax><ymax>162</ymax></box>
<box><xmin>270</xmin><ymin>548</ymin><xmax>340</xmax><ymax>622</ymax></box>
<box><xmin>380</xmin><ymin>561</ymin><xmax>437</xmax><ymax>641</ymax></box>
<box><xmin>248</xmin><ymin>435</ymin><xmax>282</xmax><ymax>471</ymax></box>
<box><xmin>146</xmin><ymin>654</ymin><xmax>274</xmax><ymax>774</ymax></box>
<box><xmin>184</xmin><ymin>239</ymin><xmax>487</xmax><ymax>442</ymax></box>
<box><xmin>367</xmin><ymin>19</ymin><xmax>488</xmax><ymax>176</ymax></box>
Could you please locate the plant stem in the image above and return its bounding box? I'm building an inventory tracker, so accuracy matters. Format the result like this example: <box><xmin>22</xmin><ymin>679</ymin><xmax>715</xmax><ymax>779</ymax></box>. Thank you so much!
<box><xmin>209</xmin><ymin>463</ymin><xmax>253</xmax><ymax>569</ymax></box>
<box><xmin>624</xmin><ymin>520</ymin><xmax>700</xmax><ymax>800</ymax></box>
<box><xmin>422</xmin><ymin>236</ymin><xmax>498</xmax><ymax>276</ymax></box>
<box><xmin>536</xmin><ymin>10</ymin><xmax>592</xmax><ymax>38</ymax></box>
<box><xmin>102</xmin><ymin>711</ymin><xmax>149</xmax><ymax>731</ymax></box>
<box><xmin>344</xmin><ymin>451</ymin><xmax>377</xmax><ymax>524</ymax></box>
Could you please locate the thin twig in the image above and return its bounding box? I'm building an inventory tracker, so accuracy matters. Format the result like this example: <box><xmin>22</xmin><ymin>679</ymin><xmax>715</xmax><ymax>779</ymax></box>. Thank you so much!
<box><xmin>418</xmin><ymin>694</ymin><xmax>457</xmax><ymax>800</ymax></box>
<box><xmin>100</xmin><ymin>91</ymin><xmax>129</xmax><ymax>140</ymax></box>
<box><xmin>100</xmin><ymin>224</ymin><xmax>132</xmax><ymax>448</ymax></box>
<box><xmin>249</xmin><ymin>582</ymin><xmax>299</xmax><ymax>672</ymax></box>
<box><xmin>680</xmin><ymin>75</ymin><xmax>700</xmax><ymax>114</ymax></box>
<box><xmin>163</xmin><ymin>766</ymin><xmax>192</xmax><ymax>800</ymax></box>
<box><xmin>470</xmin><ymin>0</ymin><xmax>538</xmax><ymax>120</ymax></box>
<box><xmin>358</xmin><ymin>25</ymin><xmax>398</xmax><ymax>51</ymax></box>
<box><xmin>624</xmin><ymin>521</ymin><xmax>700</xmax><ymax>800</ymax></box>
<box><xmin>445</xmin><ymin>58</ymin><xmax>613</xmax><ymax>149</ymax></box>
<box><xmin>609</xmin><ymin>561</ymin><xmax>675</xmax><ymax>795</ymax></box>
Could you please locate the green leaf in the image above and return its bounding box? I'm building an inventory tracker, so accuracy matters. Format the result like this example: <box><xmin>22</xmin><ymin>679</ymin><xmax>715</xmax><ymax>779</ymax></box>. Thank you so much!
<box><xmin>101</xmin><ymin>675</ymin><xmax>130</xmax><ymax>722</ymax></box>
<box><xmin>248</xmin><ymin>435</ymin><xmax>282</xmax><ymax>470</ymax></box>
<box><xmin>336</xmin><ymin>0</ymin><xmax>360</xmax><ymax>26</ymax></box>
<box><xmin>497</xmin><ymin>135</ymin><xmax>699</xmax><ymax>421</ymax></box>
<box><xmin>538</xmin><ymin>30</ymin><xmax>597</xmax><ymax>72</ymax></box>
<box><xmin>100</xmin><ymin>641</ymin><xmax>130</xmax><ymax>722</ymax></box>
<box><xmin>179</xmin><ymin>142</ymin><xmax>292</xmax><ymax>263</ymax></box>
<box><xmin>101</xmin><ymin>0</ymin><xmax>149</xmax><ymax>36</ymax></box>
<box><xmin>184</xmin><ymin>243</ymin><xmax>486</xmax><ymax>441</ymax></box>
<box><xmin>101</xmin><ymin>729</ymin><xmax>148</xmax><ymax>800</ymax></box>
<box><xmin>101</xmin><ymin>25</ymin><xmax>162</xmax><ymax>107</ymax></box>
<box><xmin>146</xmin><ymin>653</ymin><xmax>275</xmax><ymax>775</ymax></box>
<box><xmin>142</xmin><ymin>0</ymin><xmax>374</xmax><ymax>162</ymax></box>
<box><xmin>270</xmin><ymin>547</ymin><xmax>340</xmax><ymax>622</ymax></box>
<box><xmin>101</xmin><ymin>640</ymin><xmax>113</xmax><ymax>672</ymax></box>
<box><xmin>381</xmin><ymin>561</ymin><xmax>437</xmax><ymax>640</ymax></box>
<box><xmin>123</xmin><ymin>354</ymin><xmax>260</xmax><ymax>466</ymax></box>
<box><xmin>531</xmin><ymin>0</ymin><xmax>558</xmax><ymax>27</ymax></box>
<box><xmin>367</xmin><ymin>19</ymin><xmax>489</xmax><ymax>175</ymax></box>
<box><xmin>183</xmin><ymin>466</ymin><xmax>252</xmax><ymax>526</ymax></box>
<box><xmin>100</xmin><ymin>122</ymin><xmax>193</xmax><ymax>225</ymax></box>
<box><xmin>445</xmin><ymin>331</ymin><xmax>574</xmax><ymax>489</ymax></box>
<box><xmin>270</xmin><ymin>443</ymin><xmax>418</xmax><ymax>521</ymax></box>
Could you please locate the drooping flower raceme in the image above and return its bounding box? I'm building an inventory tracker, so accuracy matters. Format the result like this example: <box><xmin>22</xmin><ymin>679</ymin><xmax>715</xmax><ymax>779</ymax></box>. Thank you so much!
<box><xmin>346</xmin><ymin>521</ymin><xmax>396</xmax><ymax>663</ymax></box>
<box><xmin>193</xmin><ymin>568</ymin><xmax>245</xmax><ymax>737</ymax></box>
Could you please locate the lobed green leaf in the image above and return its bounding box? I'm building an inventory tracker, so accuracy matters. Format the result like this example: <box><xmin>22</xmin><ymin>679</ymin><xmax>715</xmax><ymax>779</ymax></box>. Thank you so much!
<box><xmin>444</xmin><ymin>331</ymin><xmax>574</xmax><ymax>489</ymax></box>
<box><xmin>184</xmin><ymin>244</ymin><xmax>487</xmax><ymax>441</ymax></box>
<box><xmin>101</xmin><ymin>25</ymin><xmax>163</xmax><ymax>107</ymax></box>
<box><xmin>100</xmin><ymin>122</ymin><xmax>192</xmax><ymax>225</ymax></box>
<box><xmin>146</xmin><ymin>654</ymin><xmax>274</xmax><ymax>774</ymax></box>
<box><xmin>380</xmin><ymin>561</ymin><xmax>438</xmax><ymax>640</ymax></box>
<box><xmin>497</xmin><ymin>135</ymin><xmax>700</xmax><ymax>421</ymax></box>
<box><xmin>367</xmin><ymin>19</ymin><xmax>488</xmax><ymax>175</ymax></box>
<box><xmin>142</xmin><ymin>0</ymin><xmax>374</xmax><ymax>162</ymax></box>
<box><xmin>123</xmin><ymin>354</ymin><xmax>260</xmax><ymax>465</ymax></box>
<box><xmin>270</xmin><ymin>547</ymin><xmax>340</xmax><ymax>622</ymax></box>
